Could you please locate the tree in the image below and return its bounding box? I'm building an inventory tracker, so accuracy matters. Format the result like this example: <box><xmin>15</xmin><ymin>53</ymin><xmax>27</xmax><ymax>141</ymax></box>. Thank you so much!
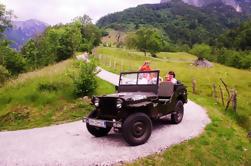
<box><xmin>21</xmin><ymin>39</ymin><xmax>39</xmax><ymax>69</ymax></box>
<box><xmin>73</xmin><ymin>14</ymin><xmax>92</xmax><ymax>25</ymax></box>
<box><xmin>0</xmin><ymin>3</ymin><xmax>13</xmax><ymax>37</ymax></box>
<box><xmin>126</xmin><ymin>27</ymin><xmax>166</xmax><ymax>56</ymax></box>
<box><xmin>0</xmin><ymin>44</ymin><xmax>26</xmax><ymax>75</ymax></box>
<box><xmin>190</xmin><ymin>44</ymin><xmax>213</xmax><ymax>60</ymax></box>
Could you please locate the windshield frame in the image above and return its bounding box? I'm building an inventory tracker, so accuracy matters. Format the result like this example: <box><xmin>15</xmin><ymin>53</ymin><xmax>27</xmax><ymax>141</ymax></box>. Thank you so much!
<box><xmin>119</xmin><ymin>70</ymin><xmax>160</xmax><ymax>86</ymax></box>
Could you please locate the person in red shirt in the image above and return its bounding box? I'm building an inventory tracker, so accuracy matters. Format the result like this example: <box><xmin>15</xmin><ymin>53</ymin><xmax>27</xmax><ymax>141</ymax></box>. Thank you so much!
<box><xmin>139</xmin><ymin>61</ymin><xmax>152</xmax><ymax>71</ymax></box>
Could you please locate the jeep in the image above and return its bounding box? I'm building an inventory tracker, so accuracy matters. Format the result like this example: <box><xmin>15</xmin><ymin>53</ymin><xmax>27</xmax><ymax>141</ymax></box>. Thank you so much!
<box><xmin>83</xmin><ymin>70</ymin><xmax>187</xmax><ymax>146</ymax></box>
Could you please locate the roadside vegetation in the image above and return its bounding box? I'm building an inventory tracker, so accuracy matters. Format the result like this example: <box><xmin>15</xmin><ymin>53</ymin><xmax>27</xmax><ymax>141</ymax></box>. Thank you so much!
<box><xmin>0</xmin><ymin>59</ymin><xmax>114</xmax><ymax>131</ymax></box>
<box><xmin>96</xmin><ymin>46</ymin><xmax>251</xmax><ymax>165</ymax></box>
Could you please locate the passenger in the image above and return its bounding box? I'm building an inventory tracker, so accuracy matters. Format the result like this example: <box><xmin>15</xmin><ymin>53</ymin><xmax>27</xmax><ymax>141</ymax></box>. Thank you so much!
<box><xmin>165</xmin><ymin>71</ymin><xmax>177</xmax><ymax>84</ymax></box>
<box><xmin>139</xmin><ymin>61</ymin><xmax>152</xmax><ymax>72</ymax></box>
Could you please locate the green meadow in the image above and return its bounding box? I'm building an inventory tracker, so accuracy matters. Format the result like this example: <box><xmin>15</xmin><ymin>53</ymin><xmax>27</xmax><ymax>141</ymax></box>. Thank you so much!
<box><xmin>96</xmin><ymin>47</ymin><xmax>251</xmax><ymax>131</ymax></box>
<box><xmin>96</xmin><ymin>47</ymin><xmax>251</xmax><ymax>165</ymax></box>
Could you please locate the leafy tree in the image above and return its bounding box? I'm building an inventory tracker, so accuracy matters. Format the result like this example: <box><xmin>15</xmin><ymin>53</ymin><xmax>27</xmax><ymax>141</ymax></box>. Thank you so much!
<box><xmin>78</xmin><ymin>24</ymin><xmax>102</xmax><ymax>52</ymax></box>
<box><xmin>0</xmin><ymin>4</ymin><xmax>13</xmax><ymax>38</ymax></box>
<box><xmin>21</xmin><ymin>39</ymin><xmax>39</xmax><ymax>69</ymax></box>
<box><xmin>73</xmin><ymin>14</ymin><xmax>93</xmax><ymax>25</ymax></box>
<box><xmin>0</xmin><ymin>41</ymin><xmax>26</xmax><ymax>75</ymax></box>
<box><xmin>126</xmin><ymin>27</ymin><xmax>166</xmax><ymax>56</ymax></box>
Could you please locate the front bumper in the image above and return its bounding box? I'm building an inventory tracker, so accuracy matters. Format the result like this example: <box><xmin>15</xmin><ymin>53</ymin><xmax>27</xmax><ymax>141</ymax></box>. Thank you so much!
<box><xmin>83</xmin><ymin>118</ymin><xmax>122</xmax><ymax>128</ymax></box>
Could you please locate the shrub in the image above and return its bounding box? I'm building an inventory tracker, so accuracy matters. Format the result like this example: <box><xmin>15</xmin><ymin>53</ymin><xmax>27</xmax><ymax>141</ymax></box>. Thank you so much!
<box><xmin>0</xmin><ymin>65</ymin><xmax>10</xmax><ymax>85</ymax></box>
<box><xmin>69</xmin><ymin>59</ymin><xmax>97</xmax><ymax>97</ymax></box>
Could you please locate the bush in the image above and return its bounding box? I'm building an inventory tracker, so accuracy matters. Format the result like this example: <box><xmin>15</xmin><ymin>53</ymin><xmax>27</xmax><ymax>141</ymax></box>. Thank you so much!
<box><xmin>190</xmin><ymin>44</ymin><xmax>213</xmax><ymax>60</ymax></box>
<box><xmin>69</xmin><ymin>60</ymin><xmax>97</xmax><ymax>97</ymax></box>
<box><xmin>0</xmin><ymin>65</ymin><xmax>10</xmax><ymax>85</ymax></box>
<box><xmin>79</xmin><ymin>43</ymin><xmax>91</xmax><ymax>52</ymax></box>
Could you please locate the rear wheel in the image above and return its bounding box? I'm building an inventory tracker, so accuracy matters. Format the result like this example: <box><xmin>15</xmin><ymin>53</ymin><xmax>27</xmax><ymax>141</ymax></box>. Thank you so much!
<box><xmin>86</xmin><ymin>110</ymin><xmax>112</xmax><ymax>137</ymax></box>
<box><xmin>122</xmin><ymin>113</ymin><xmax>152</xmax><ymax>146</ymax></box>
<box><xmin>171</xmin><ymin>100</ymin><xmax>184</xmax><ymax>124</ymax></box>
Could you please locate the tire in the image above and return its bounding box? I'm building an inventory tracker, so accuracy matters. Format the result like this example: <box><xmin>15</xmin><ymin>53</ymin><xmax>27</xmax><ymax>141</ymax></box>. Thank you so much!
<box><xmin>86</xmin><ymin>110</ymin><xmax>112</xmax><ymax>137</ymax></box>
<box><xmin>122</xmin><ymin>113</ymin><xmax>152</xmax><ymax>146</ymax></box>
<box><xmin>171</xmin><ymin>100</ymin><xmax>184</xmax><ymax>124</ymax></box>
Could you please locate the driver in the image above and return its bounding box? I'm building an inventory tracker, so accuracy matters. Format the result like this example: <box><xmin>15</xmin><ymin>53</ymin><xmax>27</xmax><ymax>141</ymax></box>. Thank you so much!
<box><xmin>139</xmin><ymin>61</ymin><xmax>152</xmax><ymax>71</ymax></box>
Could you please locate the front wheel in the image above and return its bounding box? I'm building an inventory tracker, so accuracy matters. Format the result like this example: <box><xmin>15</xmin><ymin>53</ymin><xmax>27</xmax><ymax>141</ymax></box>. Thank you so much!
<box><xmin>122</xmin><ymin>113</ymin><xmax>152</xmax><ymax>146</ymax></box>
<box><xmin>86</xmin><ymin>110</ymin><xmax>111</xmax><ymax>137</ymax></box>
<box><xmin>171</xmin><ymin>100</ymin><xmax>184</xmax><ymax>124</ymax></box>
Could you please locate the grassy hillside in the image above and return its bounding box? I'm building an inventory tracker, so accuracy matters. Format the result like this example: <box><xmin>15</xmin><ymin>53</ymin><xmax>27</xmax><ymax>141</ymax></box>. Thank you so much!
<box><xmin>0</xmin><ymin>59</ymin><xmax>114</xmax><ymax>131</ymax></box>
<box><xmin>96</xmin><ymin>47</ymin><xmax>251</xmax><ymax>165</ymax></box>
<box><xmin>96</xmin><ymin>47</ymin><xmax>251</xmax><ymax>131</ymax></box>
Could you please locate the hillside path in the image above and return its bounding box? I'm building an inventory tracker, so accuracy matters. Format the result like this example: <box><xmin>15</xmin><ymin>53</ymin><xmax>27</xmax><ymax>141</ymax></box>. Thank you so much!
<box><xmin>0</xmin><ymin>66</ymin><xmax>211</xmax><ymax>166</ymax></box>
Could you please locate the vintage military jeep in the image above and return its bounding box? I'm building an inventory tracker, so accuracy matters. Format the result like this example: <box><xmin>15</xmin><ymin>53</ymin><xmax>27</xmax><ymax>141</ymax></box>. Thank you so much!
<box><xmin>84</xmin><ymin>70</ymin><xmax>187</xmax><ymax>146</ymax></box>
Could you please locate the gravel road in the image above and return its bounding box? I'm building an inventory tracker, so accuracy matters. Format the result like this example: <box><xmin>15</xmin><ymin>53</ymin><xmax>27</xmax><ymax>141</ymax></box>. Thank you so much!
<box><xmin>0</xmin><ymin>67</ymin><xmax>211</xmax><ymax>166</ymax></box>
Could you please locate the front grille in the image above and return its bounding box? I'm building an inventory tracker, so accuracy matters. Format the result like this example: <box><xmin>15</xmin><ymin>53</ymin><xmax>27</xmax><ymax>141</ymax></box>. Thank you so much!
<box><xmin>99</xmin><ymin>97</ymin><xmax>117</xmax><ymax>117</ymax></box>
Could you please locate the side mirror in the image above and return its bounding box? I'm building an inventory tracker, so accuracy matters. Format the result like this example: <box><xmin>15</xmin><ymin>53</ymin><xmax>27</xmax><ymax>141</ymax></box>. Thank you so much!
<box><xmin>115</xmin><ymin>85</ymin><xmax>118</xmax><ymax>91</ymax></box>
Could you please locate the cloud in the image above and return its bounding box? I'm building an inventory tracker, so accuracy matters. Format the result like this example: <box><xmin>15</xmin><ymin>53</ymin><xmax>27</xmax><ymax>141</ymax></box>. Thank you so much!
<box><xmin>1</xmin><ymin>0</ymin><xmax>159</xmax><ymax>25</ymax></box>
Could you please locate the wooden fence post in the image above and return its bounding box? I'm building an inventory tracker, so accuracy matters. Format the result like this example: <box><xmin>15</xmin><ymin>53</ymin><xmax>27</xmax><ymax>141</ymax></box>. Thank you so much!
<box><xmin>109</xmin><ymin>58</ymin><xmax>112</xmax><ymax>67</ymax></box>
<box><xmin>219</xmin><ymin>85</ymin><xmax>225</xmax><ymax>106</ymax></box>
<box><xmin>192</xmin><ymin>79</ymin><xmax>196</xmax><ymax>94</ymax></box>
<box><xmin>232</xmin><ymin>89</ymin><xmax>237</xmax><ymax>112</ymax></box>
<box><xmin>212</xmin><ymin>83</ymin><xmax>217</xmax><ymax>101</ymax></box>
<box><xmin>113</xmin><ymin>60</ymin><xmax>116</xmax><ymax>69</ymax></box>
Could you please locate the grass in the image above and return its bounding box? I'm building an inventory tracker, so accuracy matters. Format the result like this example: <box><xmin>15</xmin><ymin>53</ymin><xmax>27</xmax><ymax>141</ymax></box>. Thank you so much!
<box><xmin>96</xmin><ymin>47</ymin><xmax>251</xmax><ymax>165</ymax></box>
<box><xmin>128</xmin><ymin>94</ymin><xmax>251</xmax><ymax>166</ymax></box>
<box><xmin>0</xmin><ymin>59</ymin><xmax>114</xmax><ymax>131</ymax></box>
<box><xmin>96</xmin><ymin>47</ymin><xmax>251</xmax><ymax>131</ymax></box>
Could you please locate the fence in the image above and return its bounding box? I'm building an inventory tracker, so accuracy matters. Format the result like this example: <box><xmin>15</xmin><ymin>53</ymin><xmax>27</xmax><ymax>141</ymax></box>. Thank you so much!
<box><xmin>192</xmin><ymin>78</ymin><xmax>237</xmax><ymax>112</ymax></box>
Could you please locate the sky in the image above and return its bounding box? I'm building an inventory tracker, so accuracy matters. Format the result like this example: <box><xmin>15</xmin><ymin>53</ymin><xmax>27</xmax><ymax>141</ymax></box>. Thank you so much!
<box><xmin>1</xmin><ymin>0</ymin><xmax>160</xmax><ymax>25</ymax></box>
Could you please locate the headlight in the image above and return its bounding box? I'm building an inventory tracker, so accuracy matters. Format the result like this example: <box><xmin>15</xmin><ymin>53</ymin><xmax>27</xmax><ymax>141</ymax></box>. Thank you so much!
<box><xmin>94</xmin><ymin>98</ymin><xmax>100</xmax><ymax>107</ymax></box>
<box><xmin>116</xmin><ymin>99</ymin><xmax>123</xmax><ymax>109</ymax></box>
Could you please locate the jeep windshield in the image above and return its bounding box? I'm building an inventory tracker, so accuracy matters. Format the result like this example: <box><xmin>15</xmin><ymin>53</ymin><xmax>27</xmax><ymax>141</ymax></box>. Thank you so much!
<box><xmin>119</xmin><ymin>70</ymin><xmax>159</xmax><ymax>86</ymax></box>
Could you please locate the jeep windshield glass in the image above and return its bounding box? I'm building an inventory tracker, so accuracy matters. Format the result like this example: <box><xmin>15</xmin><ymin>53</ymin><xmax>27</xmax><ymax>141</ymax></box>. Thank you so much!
<box><xmin>120</xmin><ymin>71</ymin><xmax>158</xmax><ymax>85</ymax></box>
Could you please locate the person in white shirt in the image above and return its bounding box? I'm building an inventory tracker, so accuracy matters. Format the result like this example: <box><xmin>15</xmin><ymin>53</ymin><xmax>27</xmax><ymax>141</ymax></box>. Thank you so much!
<box><xmin>165</xmin><ymin>71</ymin><xmax>177</xmax><ymax>84</ymax></box>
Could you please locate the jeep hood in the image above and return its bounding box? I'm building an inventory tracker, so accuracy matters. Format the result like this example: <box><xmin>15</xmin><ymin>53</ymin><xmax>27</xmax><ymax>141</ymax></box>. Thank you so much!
<box><xmin>102</xmin><ymin>92</ymin><xmax>158</xmax><ymax>102</ymax></box>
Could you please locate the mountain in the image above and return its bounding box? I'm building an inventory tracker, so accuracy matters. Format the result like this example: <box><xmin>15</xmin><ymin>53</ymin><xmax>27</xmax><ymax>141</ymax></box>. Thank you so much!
<box><xmin>4</xmin><ymin>19</ymin><xmax>48</xmax><ymax>50</ymax></box>
<box><xmin>97</xmin><ymin>0</ymin><xmax>250</xmax><ymax>46</ymax></box>
<box><xmin>160</xmin><ymin>0</ymin><xmax>251</xmax><ymax>12</ymax></box>
<box><xmin>97</xmin><ymin>0</ymin><xmax>251</xmax><ymax>46</ymax></box>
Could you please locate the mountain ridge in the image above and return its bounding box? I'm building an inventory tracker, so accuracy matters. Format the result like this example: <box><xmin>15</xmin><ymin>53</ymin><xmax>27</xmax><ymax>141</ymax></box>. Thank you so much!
<box><xmin>97</xmin><ymin>0</ymin><xmax>249</xmax><ymax>46</ymax></box>
<box><xmin>4</xmin><ymin>19</ymin><xmax>48</xmax><ymax>50</ymax></box>
<box><xmin>160</xmin><ymin>0</ymin><xmax>251</xmax><ymax>12</ymax></box>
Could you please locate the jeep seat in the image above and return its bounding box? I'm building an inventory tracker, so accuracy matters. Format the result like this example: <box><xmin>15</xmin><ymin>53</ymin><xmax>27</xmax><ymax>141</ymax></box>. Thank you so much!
<box><xmin>158</xmin><ymin>82</ymin><xmax>174</xmax><ymax>103</ymax></box>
